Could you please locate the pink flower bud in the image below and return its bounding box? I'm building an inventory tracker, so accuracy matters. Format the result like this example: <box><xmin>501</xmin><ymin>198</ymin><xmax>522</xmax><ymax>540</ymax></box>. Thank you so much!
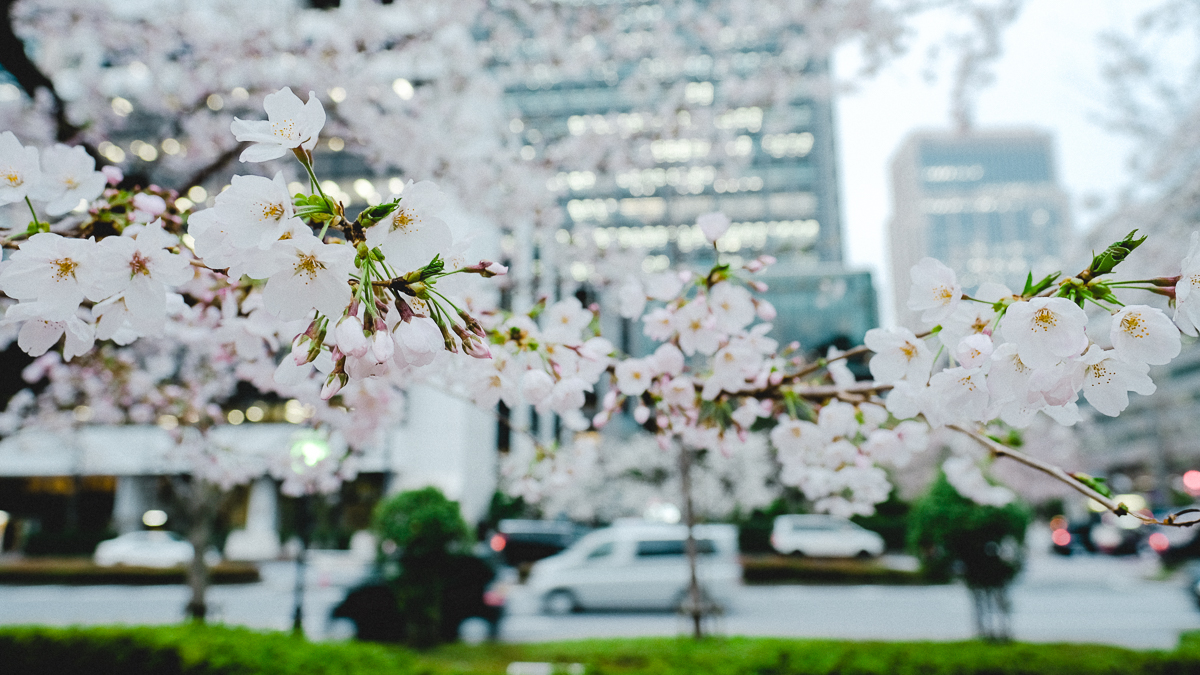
<box><xmin>371</xmin><ymin>331</ymin><xmax>395</xmax><ymax>363</ymax></box>
<box><xmin>132</xmin><ymin>193</ymin><xmax>167</xmax><ymax>216</ymax></box>
<box><xmin>749</xmin><ymin>280</ymin><xmax>768</xmax><ymax>293</ymax></box>
<box><xmin>101</xmin><ymin>165</ymin><xmax>124</xmax><ymax>186</ymax></box>
<box><xmin>755</xmin><ymin>300</ymin><xmax>777</xmax><ymax>321</ymax></box>
<box><xmin>769</xmin><ymin>371</ymin><xmax>783</xmax><ymax>386</ymax></box>
<box><xmin>603</xmin><ymin>389</ymin><xmax>619</xmax><ymax>409</ymax></box>
<box><xmin>320</xmin><ymin>373</ymin><xmax>347</xmax><ymax>400</ymax></box>
<box><xmin>334</xmin><ymin>315</ymin><xmax>369</xmax><ymax>358</ymax></box>
<box><xmin>592</xmin><ymin>411</ymin><xmax>610</xmax><ymax>429</ymax></box>
<box><xmin>634</xmin><ymin>405</ymin><xmax>651</xmax><ymax>424</ymax></box>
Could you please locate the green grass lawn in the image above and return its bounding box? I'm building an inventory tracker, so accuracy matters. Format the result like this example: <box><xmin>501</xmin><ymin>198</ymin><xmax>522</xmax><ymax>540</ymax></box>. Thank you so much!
<box><xmin>3</xmin><ymin>624</ymin><xmax>1200</xmax><ymax>674</ymax></box>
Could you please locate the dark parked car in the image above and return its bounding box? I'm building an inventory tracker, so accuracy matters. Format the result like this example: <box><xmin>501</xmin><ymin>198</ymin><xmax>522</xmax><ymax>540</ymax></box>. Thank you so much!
<box><xmin>487</xmin><ymin>519</ymin><xmax>591</xmax><ymax>567</ymax></box>
<box><xmin>332</xmin><ymin>555</ymin><xmax>510</xmax><ymax>643</ymax></box>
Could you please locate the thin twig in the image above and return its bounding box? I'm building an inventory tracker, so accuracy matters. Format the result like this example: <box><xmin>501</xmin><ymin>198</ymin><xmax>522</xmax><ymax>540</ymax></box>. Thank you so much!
<box><xmin>950</xmin><ymin>424</ymin><xmax>1199</xmax><ymax>527</ymax></box>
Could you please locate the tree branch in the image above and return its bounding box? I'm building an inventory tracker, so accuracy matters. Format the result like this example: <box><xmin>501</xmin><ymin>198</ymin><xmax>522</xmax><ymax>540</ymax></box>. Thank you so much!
<box><xmin>0</xmin><ymin>0</ymin><xmax>83</xmax><ymax>144</ymax></box>
<box><xmin>179</xmin><ymin>142</ymin><xmax>250</xmax><ymax>194</ymax></box>
<box><xmin>949</xmin><ymin>424</ymin><xmax>1200</xmax><ymax>527</ymax></box>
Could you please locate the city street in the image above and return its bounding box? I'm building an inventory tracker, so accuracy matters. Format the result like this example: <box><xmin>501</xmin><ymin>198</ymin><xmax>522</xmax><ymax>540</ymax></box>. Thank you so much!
<box><xmin>0</xmin><ymin>549</ymin><xmax>1197</xmax><ymax>649</ymax></box>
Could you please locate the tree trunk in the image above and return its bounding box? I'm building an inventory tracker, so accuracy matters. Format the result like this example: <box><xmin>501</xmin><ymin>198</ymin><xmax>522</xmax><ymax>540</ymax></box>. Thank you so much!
<box><xmin>678</xmin><ymin>443</ymin><xmax>704</xmax><ymax>639</ymax></box>
<box><xmin>176</xmin><ymin>479</ymin><xmax>221</xmax><ymax>623</ymax></box>
<box><xmin>971</xmin><ymin>585</ymin><xmax>1012</xmax><ymax>642</ymax></box>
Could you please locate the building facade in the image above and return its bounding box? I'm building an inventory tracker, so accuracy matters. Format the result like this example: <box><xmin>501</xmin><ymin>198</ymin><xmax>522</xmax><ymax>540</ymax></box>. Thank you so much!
<box><xmin>889</xmin><ymin>130</ymin><xmax>1073</xmax><ymax>328</ymax></box>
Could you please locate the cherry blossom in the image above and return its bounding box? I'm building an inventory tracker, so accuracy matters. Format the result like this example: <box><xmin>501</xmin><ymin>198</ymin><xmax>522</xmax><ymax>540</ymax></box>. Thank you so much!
<box><xmin>907</xmin><ymin>257</ymin><xmax>962</xmax><ymax>324</ymax></box>
<box><xmin>30</xmin><ymin>143</ymin><xmax>105</xmax><ymax>216</ymax></box>
<box><xmin>1078</xmin><ymin>345</ymin><xmax>1156</xmax><ymax>416</ymax></box>
<box><xmin>0</xmin><ymin>233</ymin><xmax>117</xmax><ymax>320</ymax></box>
<box><xmin>864</xmin><ymin>327</ymin><xmax>933</xmax><ymax>384</ymax></box>
<box><xmin>260</xmin><ymin>231</ymin><xmax>355</xmax><ymax>321</ymax></box>
<box><xmin>1109</xmin><ymin>304</ymin><xmax>1181</xmax><ymax>366</ymax></box>
<box><xmin>0</xmin><ymin>131</ymin><xmax>40</xmax><ymax>206</ymax></box>
<box><xmin>1174</xmin><ymin>232</ymin><xmax>1200</xmax><ymax>336</ymax></box>
<box><xmin>696</xmin><ymin>212</ymin><xmax>731</xmax><ymax>243</ymax></box>
<box><xmin>1000</xmin><ymin>297</ymin><xmax>1089</xmax><ymax>369</ymax></box>
<box><xmin>230</xmin><ymin>87</ymin><xmax>326</xmax><ymax>162</ymax></box>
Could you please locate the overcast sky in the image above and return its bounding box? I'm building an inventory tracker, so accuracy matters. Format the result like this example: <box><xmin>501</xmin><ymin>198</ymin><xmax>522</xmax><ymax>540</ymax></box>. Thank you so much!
<box><xmin>834</xmin><ymin>0</ymin><xmax>1144</xmax><ymax>325</ymax></box>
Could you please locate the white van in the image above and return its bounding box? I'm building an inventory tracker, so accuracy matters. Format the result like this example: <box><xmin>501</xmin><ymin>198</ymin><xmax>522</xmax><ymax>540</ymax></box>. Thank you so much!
<box><xmin>526</xmin><ymin>521</ymin><xmax>741</xmax><ymax>614</ymax></box>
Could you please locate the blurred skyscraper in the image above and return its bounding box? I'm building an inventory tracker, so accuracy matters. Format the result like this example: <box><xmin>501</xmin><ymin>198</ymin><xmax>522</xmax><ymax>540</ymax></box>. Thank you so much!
<box><xmin>501</xmin><ymin>25</ymin><xmax>877</xmax><ymax>354</ymax></box>
<box><xmin>888</xmin><ymin>130</ymin><xmax>1072</xmax><ymax>328</ymax></box>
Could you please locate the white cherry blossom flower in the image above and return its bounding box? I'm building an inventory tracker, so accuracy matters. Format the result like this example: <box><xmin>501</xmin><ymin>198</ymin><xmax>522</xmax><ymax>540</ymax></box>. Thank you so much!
<box><xmin>1109</xmin><ymin>305</ymin><xmax>1181</xmax><ymax>366</ymax></box>
<box><xmin>213</xmin><ymin>172</ymin><xmax>300</xmax><ymax>250</ymax></box>
<box><xmin>954</xmin><ymin>333</ymin><xmax>993</xmax><ymax>369</ymax></box>
<box><xmin>660</xmin><ymin>376</ymin><xmax>696</xmax><ymax>408</ymax></box>
<box><xmin>707</xmin><ymin>282</ymin><xmax>755</xmax><ymax>333</ymax></box>
<box><xmin>731</xmin><ymin>399</ymin><xmax>768</xmax><ymax>429</ymax></box>
<box><xmin>826</xmin><ymin>346</ymin><xmax>856</xmax><ymax>388</ymax></box>
<box><xmin>95</xmin><ymin>221</ymin><xmax>194</xmax><ymax>334</ymax></box>
<box><xmin>261</xmin><ymin>230</ymin><xmax>355</xmax><ymax>320</ymax></box>
<box><xmin>864</xmin><ymin>327</ymin><xmax>932</xmax><ymax>384</ymax></box>
<box><xmin>938</xmin><ymin>282</ymin><xmax>1008</xmax><ymax>349</ymax></box>
<box><xmin>642</xmin><ymin>307</ymin><xmax>675</xmax><ymax>341</ymax></box>
<box><xmin>30</xmin><ymin>144</ymin><xmax>105</xmax><ymax>216</ymax></box>
<box><xmin>617</xmin><ymin>280</ymin><xmax>646</xmax><ymax>319</ymax></box>
<box><xmin>673</xmin><ymin>299</ymin><xmax>719</xmax><ymax>355</ymax></box>
<box><xmin>770</xmin><ymin>418</ymin><xmax>820</xmax><ymax>455</ymax></box>
<box><xmin>907</xmin><ymin>257</ymin><xmax>961</xmax><ymax>324</ymax></box>
<box><xmin>1078</xmin><ymin>345</ymin><xmax>1156</xmax><ymax>416</ymax></box>
<box><xmin>392</xmin><ymin>317</ymin><xmax>443</xmax><ymax>368</ymax></box>
<box><xmin>4</xmin><ymin>302</ymin><xmax>94</xmax><ymax>359</ymax></box>
<box><xmin>230</xmin><ymin>87</ymin><xmax>326</xmax><ymax>162</ymax></box>
<box><xmin>702</xmin><ymin>343</ymin><xmax>760</xmax><ymax>399</ymax></box>
<box><xmin>696</xmin><ymin>212</ymin><xmax>730</xmax><ymax>243</ymax></box>
<box><xmin>884</xmin><ymin>380</ymin><xmax>927</xmax><ymax>420</ymax></box>
<box><xmin>651</xmin><ymin>342</ymin><xmax>685</xmax><ymax>376</ymax></box>
<box><xmin>0</xmin><ymin>233</ymin><xmax>117</xmax><ymax>320</ymax></box>
<box><xmin>521</xmin><ymin>369</ymin><xmax>555</xmax><ymax>405</ymax></box>
<box><xmin>547</xmin><ymin>376</ymin><xmax>591</xmax><ymax>414</ymax></box>
<box><xmin>0</xmin><ymin>131</ymin><xmax>40</xmax><ymax>206</ymax></box>
<box><xmin>1174</xmin><ymin>232</ymin><xmax>1200</xmax><ymax>336</ymax></box>
<box><xmin>1000</xmin><ymin>297</ymin><xmax>1088</xmax><ymax>369</ymax></box>
<box><xmin>368</xmin><ymin>180</ymin><xmax>453</xmax><ymax>274</ymax></box>
<box><xmin>615</xmin><ymin>357</ymin><xmax>655</xmax><ymax>396</ymax></box>
<box><xmin>986</xmin><ymin>342</ymin><xmax>1033</xmax><ymax>407</ymax></box>
<box><xmin>645</xmin><ymin>271</ymin><xmax>685</xmax><ymax>300</ymax></box>
<box><xmin>541</xmin><ymin>297</ymin><xmax>593</xmax><ymax>343</ymax></box>
<box><xmin>925</xmin><ymin>366</ymin><xmax>989</xmax><ymax>427</ymax></box>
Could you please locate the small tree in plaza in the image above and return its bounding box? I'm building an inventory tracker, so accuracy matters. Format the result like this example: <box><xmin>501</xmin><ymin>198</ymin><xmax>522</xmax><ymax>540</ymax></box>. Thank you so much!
<box><xmin>371</xmin><ymin>487</ymin><xmax>493</xmax><ymax>647</ymax></box>
<box><xmin>909</xmin><ymin>471</ymin><xmax>1032</xmax><ymax>641</ymax></box>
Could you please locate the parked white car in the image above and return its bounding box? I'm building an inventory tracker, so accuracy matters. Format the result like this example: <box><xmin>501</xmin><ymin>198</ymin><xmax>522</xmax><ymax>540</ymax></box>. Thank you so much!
<box><xmin>94</xmin><ymin>531</ymin><xmax>216</xmax><ymax>568</ymax></box>
<box><xmin>770</xmin><ymin>514</ymin><xmax>885</xmax><ymax>558</ymax></box>
<box><xmin>526</xmin><ymin>521</ymin><xmax>741</xmax><ymax>614</ymax></box>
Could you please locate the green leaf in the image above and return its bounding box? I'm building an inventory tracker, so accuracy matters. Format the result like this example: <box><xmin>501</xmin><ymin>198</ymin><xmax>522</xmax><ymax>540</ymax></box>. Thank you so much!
<box><xmin>1071</xmin><ymin>472</ymin><xmax>1113</xmax><ymax>499</ymax></box>
<box><xmin>1088</xmin><ymin>229</ymin><xmax>1147</xmax><ymax>277</ymax></box>
<box><xmin>1021</xmin><ymin>271</ymin><xmax>1034</xmax><ymax>296</ymax></box>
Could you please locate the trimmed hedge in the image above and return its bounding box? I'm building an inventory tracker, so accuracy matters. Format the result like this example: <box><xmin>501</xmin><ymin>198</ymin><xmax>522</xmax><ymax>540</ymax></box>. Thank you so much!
<box><xmin>740</xmin><ymin>554</ymin><xmax>927</xmax><ymax>585</ymax></box>
<box><xmin>0</xmin><ymin>558</ymin><xmax>260</xmax><ymax>585</ymax></box>
<box><xmin>3</xmin><ymin>625</ymin><xmax>1200</xmax><ymax>674</ymax></box>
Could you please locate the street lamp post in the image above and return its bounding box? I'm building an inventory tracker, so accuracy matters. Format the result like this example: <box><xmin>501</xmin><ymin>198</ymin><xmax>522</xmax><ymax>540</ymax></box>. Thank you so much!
<box><xmin>288</xmin><ymin>434</ymin><xmax>330</xmax><ymax>638</ymax></box>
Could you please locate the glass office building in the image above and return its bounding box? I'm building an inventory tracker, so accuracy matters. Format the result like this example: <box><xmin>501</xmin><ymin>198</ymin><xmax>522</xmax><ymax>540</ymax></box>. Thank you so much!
<box><xmin>889</xmin><ymin>130</ymin><xmax>1073</xmax><ymax>328</ymax></box>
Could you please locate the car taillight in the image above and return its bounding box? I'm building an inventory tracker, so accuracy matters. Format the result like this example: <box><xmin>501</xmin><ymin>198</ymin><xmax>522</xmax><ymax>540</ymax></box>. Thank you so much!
<box><xmin>490</xmin><ymin>534</ymin><xmax>507</xmax><ymax>552</ymax></box>
<box><xmin>1051</xmin><ymin>529</ymin><xmax>1071</xmax><ymax>547</ymax></box>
